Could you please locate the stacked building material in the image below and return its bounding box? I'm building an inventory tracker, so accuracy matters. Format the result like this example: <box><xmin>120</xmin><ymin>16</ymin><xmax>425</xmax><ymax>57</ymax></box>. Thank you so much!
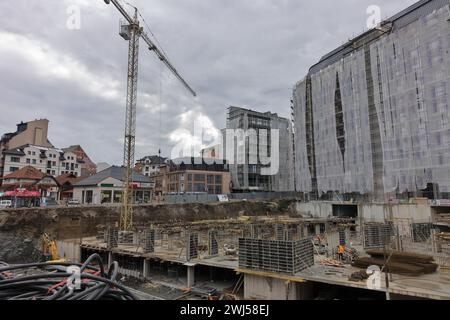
<box><xmin>238</xmin><ymin>238</ymin><xmax>314</xmax><ymax>275</ymax></box>
<box><xmin>352</xmin><ymin>250</ymin><xmax>438</xmax><ymax>276</ymax></box>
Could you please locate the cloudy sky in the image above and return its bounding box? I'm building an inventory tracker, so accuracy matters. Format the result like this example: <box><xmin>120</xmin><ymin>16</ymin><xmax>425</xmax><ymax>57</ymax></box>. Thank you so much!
<box><xmin>0</xmin><ymin>0</ymin><xmax>417</xmax><ymax>165</ymax></box>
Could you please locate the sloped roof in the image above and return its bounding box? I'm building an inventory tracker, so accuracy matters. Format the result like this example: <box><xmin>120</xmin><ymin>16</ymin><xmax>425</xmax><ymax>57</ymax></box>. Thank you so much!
<box><xmin>3</xmin><ymin>146</ymin><xmax>26</xmax><ymax>156</ymax></box>
<box><xmin>74</xmin><ymin>166</ymin><xmax>151</xmax><ymax>187</ymax></box>
<box><xmin>56</xmin><ymin>173</ymin><xmax>84</xmax><ymax>186</ymax></box>
<box><xmin>137</xmin><ymin>155</ymin><xmax>167</xmax><ymax>165</ymax></box>
<box><xmin>2</xmin><ymin>166</ymin><xmax>44</xmax><ymax>180</ymax></box>
<box><xmin>62</xmin><ymin>145</ymin><xmax>80</xmax><ymax>153</ymax></box>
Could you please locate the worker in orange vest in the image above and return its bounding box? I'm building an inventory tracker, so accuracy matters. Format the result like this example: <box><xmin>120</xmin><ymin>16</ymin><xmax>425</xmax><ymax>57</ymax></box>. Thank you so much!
<box><xmin>338</xmin><ymin>245</ymin><xmax>345</xmax><ymax>261</ymax></box>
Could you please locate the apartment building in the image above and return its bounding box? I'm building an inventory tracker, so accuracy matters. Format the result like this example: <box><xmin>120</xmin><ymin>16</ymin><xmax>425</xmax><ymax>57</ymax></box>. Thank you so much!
<box><xmin>224</xmin><ymin>106</ymin><xmax>295</xmax><ymax>192</ymax></box>
<box><xmin>0</xmin><ymin>120</ymin><xmax>95</xmax><ymax>179</ymax></box>
<box><xmin>63</xmin><ymin>145</ymin><xmax>97</xmax><ymax>177</ymax></box>
<box><xmin>135</xmin><ymin>155</ymin><xmax>168</xmax><ymax>177</ymax></box>
<box><xmin>2</xmin><ymin>145</ymin><xmax>81</xmax><ymax>177</ymax></box>
<box><xmin>152</xmin><ymin>157</ymin><xmax>231</xmax><ymax>196</ymax></box>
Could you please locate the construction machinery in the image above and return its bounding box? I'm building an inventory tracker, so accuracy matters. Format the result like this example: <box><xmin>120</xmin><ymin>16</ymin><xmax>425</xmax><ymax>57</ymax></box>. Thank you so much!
<box><xmin>103</xmin><ymin>0</ymin><xmax>196</xmax><ymax>231</ymax></box>
<box><xmin>41</xmin><ymin>233</ymin><xmax>63</xmax><ymax>262</ymax></box>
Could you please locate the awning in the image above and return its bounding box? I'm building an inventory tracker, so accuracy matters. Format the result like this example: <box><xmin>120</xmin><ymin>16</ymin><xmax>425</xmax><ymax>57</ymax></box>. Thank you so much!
<box><xmin>5</xmin><ymin>189</ymin><xmax>41</xmax><ymax>197</ymax></box>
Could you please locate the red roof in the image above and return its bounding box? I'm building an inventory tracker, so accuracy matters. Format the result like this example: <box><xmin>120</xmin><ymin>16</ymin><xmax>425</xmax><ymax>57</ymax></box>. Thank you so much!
<box><xmin>2</xmin><ymin>166</ymin><xmax>44</xmax><ymax>180</ymax></box>
<box><xmin>56</xmin><ymin>173</ymin><xmax>84</xmax><ymax>186</ymax></box>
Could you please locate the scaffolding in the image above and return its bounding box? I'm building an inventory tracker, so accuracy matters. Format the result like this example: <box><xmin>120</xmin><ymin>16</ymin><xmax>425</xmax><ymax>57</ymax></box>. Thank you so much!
<box><xmin>293</xmin><ymin>4</ymin><xmax>450</xmax><ymax>200</ymax></box>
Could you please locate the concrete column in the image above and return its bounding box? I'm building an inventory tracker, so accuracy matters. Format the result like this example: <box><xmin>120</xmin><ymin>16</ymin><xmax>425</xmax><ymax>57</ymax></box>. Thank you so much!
<box><xmin>315</xmin><ymin>224</ymin><xmax>321</xmax><ymax>235</ymax></box>
<box><xmin>187</xmin><ymin>265</ymin><xmax>195</xmax><ymax>288</ymax></box>
<box><xmin>303</xmin><ymin>226</ymin><xmax>309</xmax><ymax>237</ymax></box>
<box><xmin>143</xmin><ymin>259</ymin><xmax>150</xmax><ymax>279</ymax></box>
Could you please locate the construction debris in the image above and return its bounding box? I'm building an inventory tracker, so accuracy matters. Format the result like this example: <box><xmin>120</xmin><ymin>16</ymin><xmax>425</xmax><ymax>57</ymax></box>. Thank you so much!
<box><xmin>348</xmin><ymin>271</ymin><xmax>369</xmax><ymax>282</ymax></box>
<box><xmin>319</xmin><ymin>258</ymin><xmax>345</xmax><ymax>268</ymax></box>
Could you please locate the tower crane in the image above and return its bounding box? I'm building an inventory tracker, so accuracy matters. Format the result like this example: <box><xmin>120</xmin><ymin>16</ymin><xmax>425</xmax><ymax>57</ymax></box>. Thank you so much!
<box><xmin>103</xmin><ymin>0</ymin><xmax>196</xmax><ymax>231</ymax></box>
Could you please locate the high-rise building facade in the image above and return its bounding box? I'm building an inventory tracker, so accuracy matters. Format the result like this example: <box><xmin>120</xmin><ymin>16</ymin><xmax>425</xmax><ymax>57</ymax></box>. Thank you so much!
<box><xmin>224</xmin><ymin>106</ymin><xmax>294</xmax><ymax>192</ymax></box>
<box><xmin>293</xmin><ymin>0</ymin><xmax>450</xmax><ymax>200</ymax></box>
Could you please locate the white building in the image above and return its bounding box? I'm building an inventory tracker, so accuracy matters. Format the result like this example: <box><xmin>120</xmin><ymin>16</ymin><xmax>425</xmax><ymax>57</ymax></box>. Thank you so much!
<box><xmin>73</xmin><ymin>166</ymin><xmax>152</xmax><ymax>205</ymax></box>
<box><xmin>2</xmin><ymin>144</ymin><xmax>82</xmax><ymax>177</ymax></box>
<box><xmin>135</xmin><ymin>155</ymin><xmax>168</xmax><ymax>177</ymax></box>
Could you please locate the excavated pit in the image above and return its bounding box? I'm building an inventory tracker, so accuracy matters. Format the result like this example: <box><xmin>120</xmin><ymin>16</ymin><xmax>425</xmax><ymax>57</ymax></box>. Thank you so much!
<box><xmin>0</xmin><ymin>200</ymin><xmax>297</xmax><ymax>263</ymax></box>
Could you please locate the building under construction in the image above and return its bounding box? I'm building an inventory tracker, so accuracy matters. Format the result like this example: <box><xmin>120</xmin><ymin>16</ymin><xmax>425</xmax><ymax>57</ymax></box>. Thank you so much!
<box><xmin>293</xmin><ymin>0</ymin><xmax>450</xmax><ymax>201</ymax></box>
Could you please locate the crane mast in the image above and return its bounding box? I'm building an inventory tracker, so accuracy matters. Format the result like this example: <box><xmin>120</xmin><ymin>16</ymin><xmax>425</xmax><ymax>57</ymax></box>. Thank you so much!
<box><xmin>103</xmin><ymin>0</ymin><xmax>196</xmax><ymax>231</ymax></box>
<box><xmin>121</xmin><ymin>8</ymin><xmax>140</xmax><ymax>231</ymax></box>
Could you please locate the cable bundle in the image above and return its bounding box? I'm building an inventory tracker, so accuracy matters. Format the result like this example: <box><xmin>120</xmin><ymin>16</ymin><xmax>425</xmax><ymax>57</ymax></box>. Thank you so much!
<box><xmin>0</xmin><ymin>254</ymin><xmax>139</xmax><ymax>300</ymax></box>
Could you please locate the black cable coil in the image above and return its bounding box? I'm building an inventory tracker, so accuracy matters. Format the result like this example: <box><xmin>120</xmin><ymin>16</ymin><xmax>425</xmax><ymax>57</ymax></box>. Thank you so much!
<box><xmin>0</xmin><ymin>254</ymin><xmax>139</xmax><ymax>300</ymax></box>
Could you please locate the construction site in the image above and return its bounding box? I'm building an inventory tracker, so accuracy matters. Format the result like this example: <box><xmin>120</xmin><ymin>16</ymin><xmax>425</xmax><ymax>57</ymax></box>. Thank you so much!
<box><xmin>1</xmin><ymin>199</ymin><xmax>450</xmax><ymax>300</ymax></box>
<box><xmin>2</xmin><ymin>0</ymin><xmax>450</xmax><ymax>303</ymax></box>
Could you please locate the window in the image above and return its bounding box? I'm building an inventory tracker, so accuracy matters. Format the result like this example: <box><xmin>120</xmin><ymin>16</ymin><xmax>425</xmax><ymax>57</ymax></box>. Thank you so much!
<box><xmin>52</xmin><ymin>161</ymin><xmax>56</xmax><ymax>166</ymax></box>
<box><xmin>215</xmin><ymin>175</ymin><xmax>222</xmax><ymax>184</ymax></box>
<box><xmin>10</xmin><ymin>167</ymin><xmax>19</xmax><ymax>172</ymax></box>
<box><xmin>51</xmin><ymin>170</ymin><xmax>55</xmax><ymax>175</ymax></box>
<box><xmin>101</xmin><ymin>190</ymin><xmax>112</xmax><ymax>204</ymax></box>
<box><xmin>207</xmin><ymin>175</ymin><xmax>214</xmax><ymax>184</ymax></box>
<box><xmin>194</xmin><ymin>183</ymin><xmax>206</xmax><ymax>192</ymax></box>
<box><xmin>194</xmin><ymin>174</ymin><xmax>205</xmax><ymax>182</ymax></box>
<box><xmin>32</xmin><ymin>152</ymin><xmax>36</xmax><ymax>156</ymax></box>
<box><xmin>32</xmin><ymin>159</ymin><xmax>36</xmax><ymax>164</ymax></box>
<box><xmin>113</xmin><ymin>191</ymin><xmax>122</xmax><ymax>203</ymax></box>
<box><xmin>26</xmin><ymin>159</ymin><xmax>31</xmax><ymax>164</ymax></box>
<box><xmin>10</xmin><ymin>156</ymin><xmax>20</xmax><ymax>163</ymax></box>
<box><xmin>85</xmin><ymin>191</ymin><xmax>93</xmax><ymax>204</ymax></box>
<box><xmin>27</xmin><ymin>151</ymin><xmax>31</xmax><ymax>155</ymax></box>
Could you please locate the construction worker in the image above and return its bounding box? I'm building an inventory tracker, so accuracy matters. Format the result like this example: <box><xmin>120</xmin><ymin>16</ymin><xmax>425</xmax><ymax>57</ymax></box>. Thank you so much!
<box><xmin>338</xmin><ymin>245</ymin><xmax>345</xmax><ymax>261</ymax></box>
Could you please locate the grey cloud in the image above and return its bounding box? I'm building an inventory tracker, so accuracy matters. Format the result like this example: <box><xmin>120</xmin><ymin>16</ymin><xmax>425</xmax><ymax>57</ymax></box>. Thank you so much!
<box><xmin>0</xmin><ymin>0</ymin><xmax>417</xmax><ymax>164</ymax></box>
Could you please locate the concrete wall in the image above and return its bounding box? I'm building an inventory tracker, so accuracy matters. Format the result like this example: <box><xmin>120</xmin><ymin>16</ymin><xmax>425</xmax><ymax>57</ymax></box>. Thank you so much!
<box><xmin>295</xmin><ymin>201</ymin><xmax>432</xmax><ymax>222</ymax></box>
<box><xmin>56</xmin><ymin>240</ymin><xmax>81</xmax><ymax>262</ymax></box>
<box><xmin>295</xmin><ymin>201</ymin><xmax>333</xmax><ymax>218</ymax></box>
<box><xmin>359</xmin><ymin>204</ymin><xmax>432</xmax><ymax>222</ymax></box>
<box><xmin>244</xmin><ymin>274</ymin><xmax>313</xmax><ymax>300</ymax></box>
